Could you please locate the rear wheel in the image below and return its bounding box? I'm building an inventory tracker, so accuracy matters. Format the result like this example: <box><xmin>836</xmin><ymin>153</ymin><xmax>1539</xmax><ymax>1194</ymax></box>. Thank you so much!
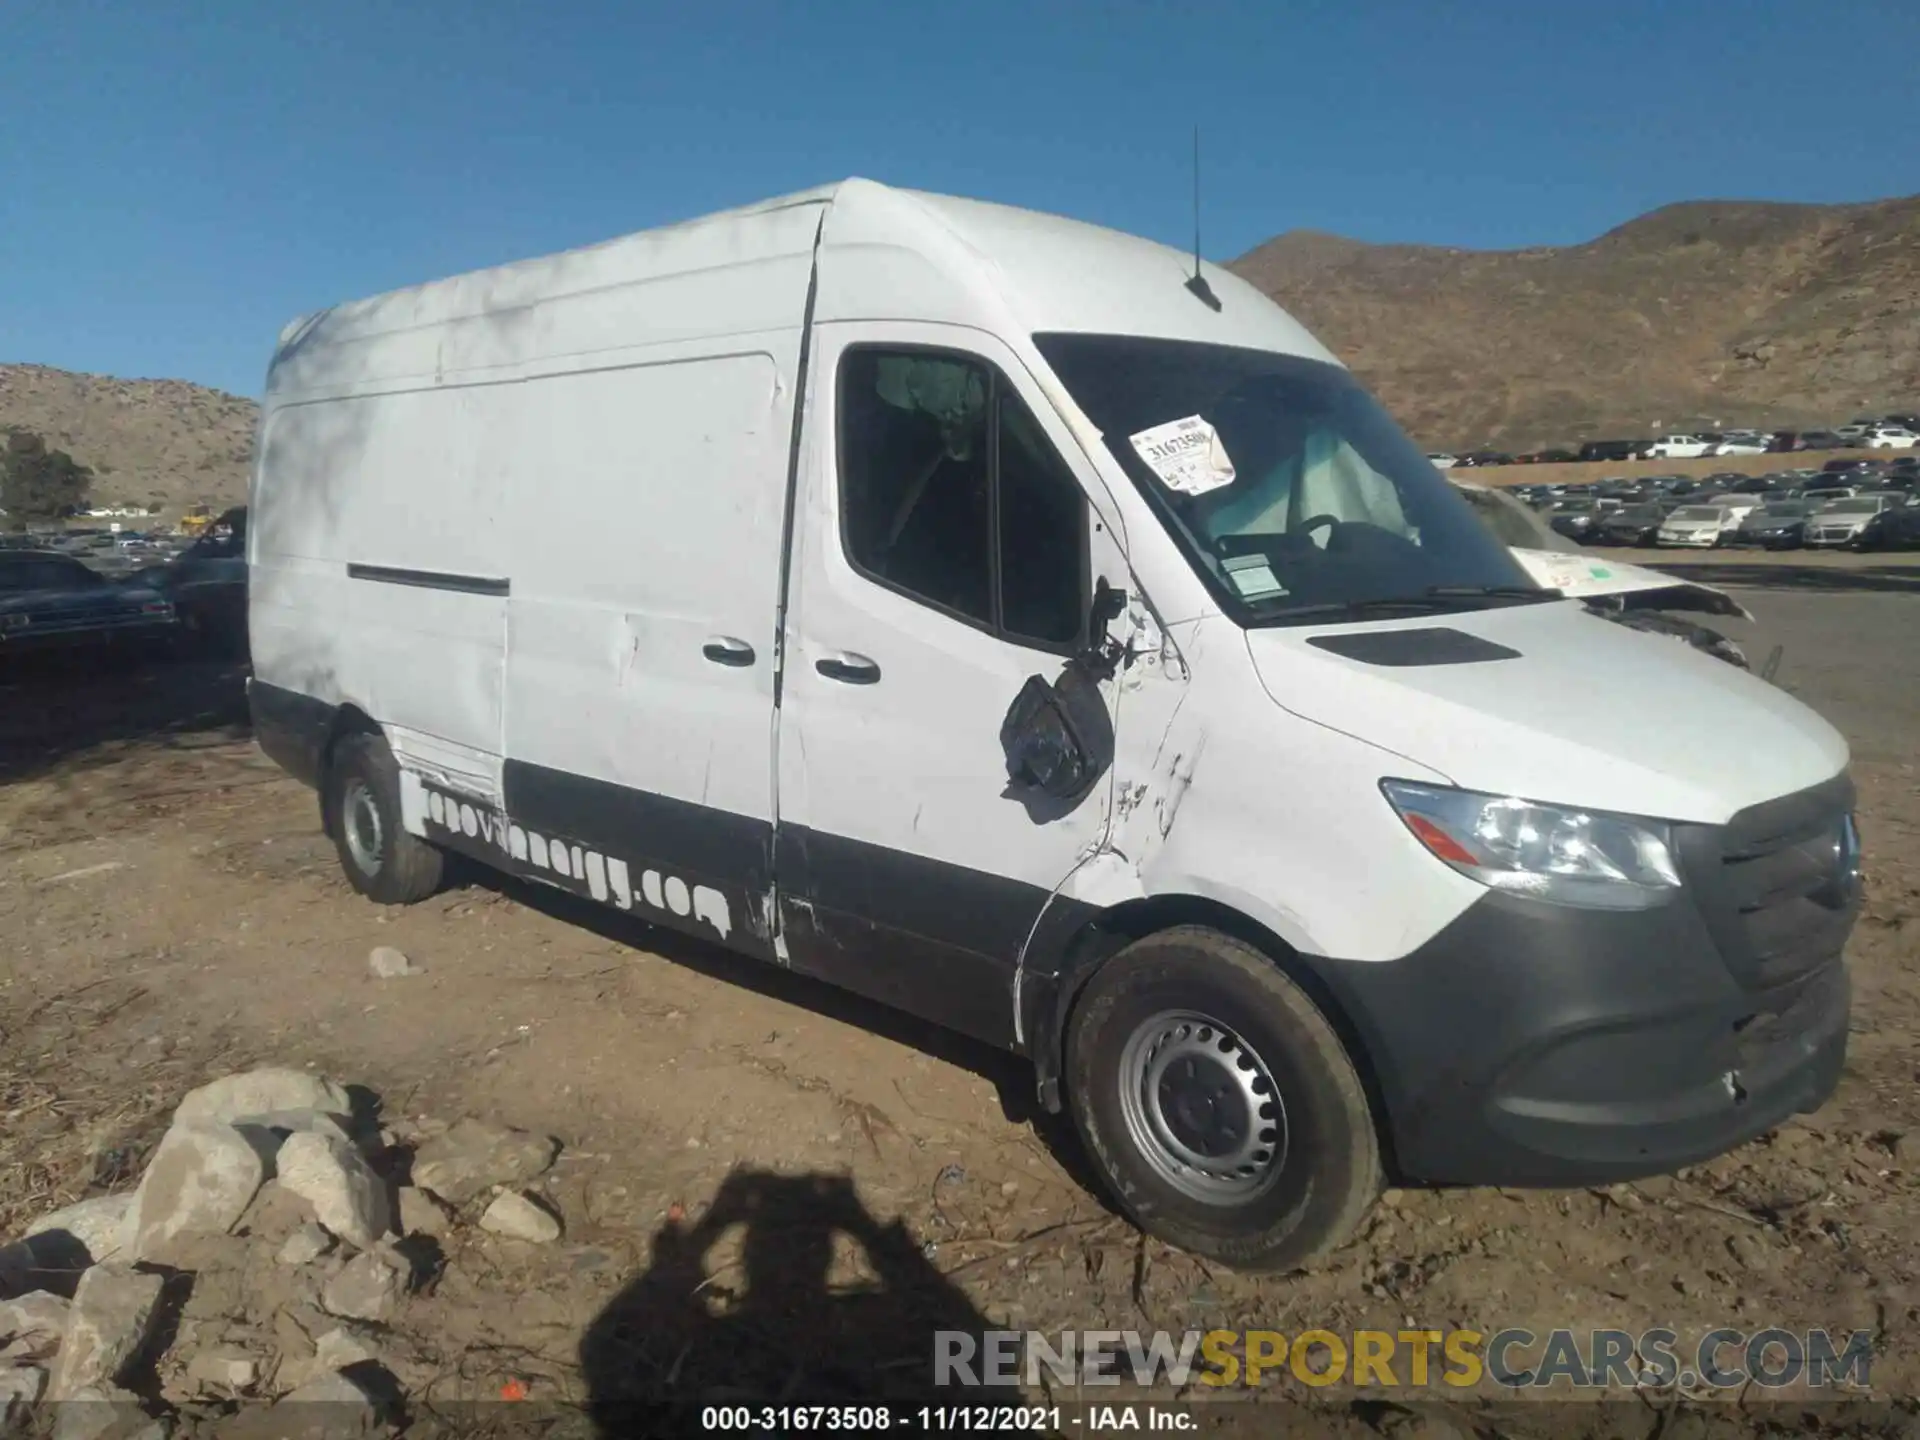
<box><xmin>1065</xmin><ymin>927</ymin><xmax>1380</xmax><ymax>1272</ymax></box>
<box><xmin>325</xmin><ymin>731</ymin><xmax>444</xmax><ymax>904</ymax></box>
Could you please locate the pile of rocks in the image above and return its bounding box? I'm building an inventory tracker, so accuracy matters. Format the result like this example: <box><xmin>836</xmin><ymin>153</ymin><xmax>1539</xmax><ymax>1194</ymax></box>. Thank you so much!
<box><xmin>0</xmin><ymin>1066</ymin><xmax>563</xmax><ymax>1439</ymax></box>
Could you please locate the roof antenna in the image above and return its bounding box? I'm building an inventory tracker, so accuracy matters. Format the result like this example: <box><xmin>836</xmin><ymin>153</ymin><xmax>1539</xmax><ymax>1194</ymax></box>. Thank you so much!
<box><xmin>1185</xmin><ymin>125</ymin><xmax>1222</xmax><ymax>312</ymax></box>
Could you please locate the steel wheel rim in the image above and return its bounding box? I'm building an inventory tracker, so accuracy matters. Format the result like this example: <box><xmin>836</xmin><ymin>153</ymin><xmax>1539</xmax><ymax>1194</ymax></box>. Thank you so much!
<box><xmin>342</xmin><ymin>779</ymin><xmax>385</xmax><ymax>875</ymax></box>
<box><xmin>1116</xmin><ymin>1009</ymin><xmax>1287</xmax><ymax>1204</ymax></box>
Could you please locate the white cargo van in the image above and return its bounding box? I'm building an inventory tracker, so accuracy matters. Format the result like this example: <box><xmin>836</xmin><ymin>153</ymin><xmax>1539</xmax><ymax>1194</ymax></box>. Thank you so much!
<box><xmin>249</xmin><ymin>179</ymin><xmax>1862</xmax><ymax>1271</ymax></box>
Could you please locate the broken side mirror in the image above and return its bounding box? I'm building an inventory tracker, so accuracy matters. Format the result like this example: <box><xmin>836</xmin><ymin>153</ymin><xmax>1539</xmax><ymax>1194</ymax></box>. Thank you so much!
<box><xmin>999</xmin><ymin>660</ymin><xmax>1115</xmax><ymax>802</ymax></box>
<box><xmin>1078</xmin><ymin>576</ymin><xmax>1133</xmax><ymax>681</ymax></box>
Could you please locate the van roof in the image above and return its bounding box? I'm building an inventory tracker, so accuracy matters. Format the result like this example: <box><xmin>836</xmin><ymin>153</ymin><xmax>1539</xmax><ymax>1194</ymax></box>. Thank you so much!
<box><xmin>265</xmin><ymin>178</ymin><xmax>1337</xmax><ymax>401</ymax></box>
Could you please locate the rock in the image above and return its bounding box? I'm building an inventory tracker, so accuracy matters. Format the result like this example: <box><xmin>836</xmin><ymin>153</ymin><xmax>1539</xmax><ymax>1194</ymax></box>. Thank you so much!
<box><xmin>313</xmin><ymin>1327</ymin><xmax>381</xmax><ymax>1376</ymax></box>
<box><xmin>395</xmin><ymin>1187</ymin><xmax>451</xmax><ymax>1238</ymax></box>
<box><xmin>272</xmin><ymin>1324</ymin><xmax>382</xmax><ymax>1395</ymax></box>
<box><xmin>173</xmin><ymin>1068</ymin><xmax>352</xmax><ymax>1130</ymax></box>
<box><xmin>47</xmin><ymin>1263</ymin><xmax>164</xmax><ymax>1401</ymax></box>
<box><xmin>277</xmin><ymin>1224</ymin><xmax>335</xmax><ymax>1267</ymax></box>
<box><xmin>49</xmin><ymin>1384</ymin><xmax>159</xmax><ymax>1440</ymax></box>
<box><xmin>187</xmin><ymin>1348</ymin><xmax>260</xmax><ymax>1392</ymax></box>
<box><xmin>320</xmin><ymin>1251</ymin><xmax>404</xmax><ymax>1323</ymax></box>
<box><xmin>276</xmin><ymin>1134</ymin><xmax>390</xmax><ymax>1250</ymax></box>
<box><xmin>263</xmin><ymin>1367</ymin><xmax>394</xmax><ymax>1440</ymax></box>
<box><xmin>411</xmin><ymin>1118</ymin><xmax>558</xmax><ymax>1205</ymax></box>
<box><xmin>25</xmin><ymin>1195</ymin><xmax>134</xmax><ymax>1265</ymax></box>
<box><xmin>0</xmin><ymin>1290</ymin><xmax>71</xmax><ymax>1358</ymax></box>
<box><xmin>1726</xmin><ymin>1230</ymin><xmax>1771</xmax><ymax>1272</ymax></box>
<box><xmin>126</xmin><ymin>1122</ymin><xmax>266</xmax><ymax>1263</ymax></box>
<box><xmin>0</xmin><ymin>1363</ymin><xmax>48</xmax><ymax>1407</ymax></box>
<box><xmin>241</xmin><ymin>1183</ymin><xmax>323</xmax><ymax>1247</ymax></box>
<box><xmin>479</xmin><ymin>1191</ymin><xmax>562</xmax><ymax>1244</ymax></box>
<box><xmin>367</xmin><ymin>946</ymin><xmax>419</xmax><ymax>979</ymax></box>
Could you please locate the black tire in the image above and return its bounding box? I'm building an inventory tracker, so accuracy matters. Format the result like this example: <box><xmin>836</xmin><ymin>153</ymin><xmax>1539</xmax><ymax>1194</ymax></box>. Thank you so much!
<box><xmin>325</xmin><ymin>731</ymin><xmax>444</xmax><ymax>904</ymax></box>
<box><xmin>1064</xmin><ymin>926</ymin><xmax>1380</xmax><ymax>1272</ymax></box>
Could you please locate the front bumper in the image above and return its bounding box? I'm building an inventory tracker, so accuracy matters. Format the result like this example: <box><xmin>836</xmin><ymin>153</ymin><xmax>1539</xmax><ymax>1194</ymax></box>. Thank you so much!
<box><xmin>1304</xmin><ymin>774</ymin><xmax>1858</xmax><ymax>1186</ymax></box>
<box><xmin>1657</xmin><ymin>532</ymin><xmax>1720</xmax><ymax>547</ymax></box>
<box><xmin>1805</xmin><ymin>529</ymin><xmax>1864</xmax><ymax>547</ymax></box>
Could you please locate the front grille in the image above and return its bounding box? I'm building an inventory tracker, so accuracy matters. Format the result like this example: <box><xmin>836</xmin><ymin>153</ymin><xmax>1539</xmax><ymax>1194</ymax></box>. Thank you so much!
<box><xmin>1681</xmin><ymin>774</ymin><xmax>1859</xmax><ymax>993</ymax></box>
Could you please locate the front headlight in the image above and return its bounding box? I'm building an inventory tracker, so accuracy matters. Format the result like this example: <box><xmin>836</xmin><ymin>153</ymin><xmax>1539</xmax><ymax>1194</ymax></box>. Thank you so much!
<box><xmin>1380</xmin><ymin>780</ymin><xmax>1682</xmax><ymax>910</ymax></box>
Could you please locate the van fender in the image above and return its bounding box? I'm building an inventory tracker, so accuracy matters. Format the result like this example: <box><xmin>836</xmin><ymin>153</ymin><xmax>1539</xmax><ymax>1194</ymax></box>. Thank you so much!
<box><xmin>1016</xmin><ymin>864</ymin><xmax>1328</xmax><ymax>1113</ymax></box>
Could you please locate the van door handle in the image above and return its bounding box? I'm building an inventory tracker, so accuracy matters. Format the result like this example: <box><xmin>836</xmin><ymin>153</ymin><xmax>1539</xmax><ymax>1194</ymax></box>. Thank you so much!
<box><xmin>702</xmin><ymin>636</ymin><xmax>756</xmax><ymax>667</ymax></box>
<box><xmin>815</xmin><ymin>652</ymin><xmax>881</xmax><ymax>685</ymax></box>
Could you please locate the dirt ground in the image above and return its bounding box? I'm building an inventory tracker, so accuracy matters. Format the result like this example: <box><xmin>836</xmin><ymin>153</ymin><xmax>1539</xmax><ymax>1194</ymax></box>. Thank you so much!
<box><xmin>2</xmin><ymin>566</ymin><xmax>1918</xmax><ymax>1436</ymax></box>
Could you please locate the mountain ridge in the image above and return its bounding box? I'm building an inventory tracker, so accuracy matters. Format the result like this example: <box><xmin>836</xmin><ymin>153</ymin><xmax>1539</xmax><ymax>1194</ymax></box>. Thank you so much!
<box><xmin>1228</xmin><ymin>193</ymin><xmax>1920</xmax><ymax>448</ymax></box>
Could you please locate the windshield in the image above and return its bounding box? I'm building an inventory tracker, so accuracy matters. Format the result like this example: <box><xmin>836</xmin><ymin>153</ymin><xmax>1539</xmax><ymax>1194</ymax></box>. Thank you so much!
<box><xmin>1824</xmin><ymin>499</ymin><xmax>1879</xmax><ymax>515</ymax></box>
<box><xmin>1614</xmin><ymin>504</ymin><xmax>1662</xmax><ymax>520</ymax></box>
<box><xmin>1670</xmin><ymin>507</ymin><xmax>1723</xmax><ymax>521</ymax></box>
<box><xmin>1448</xmin><ymin>484</ymin><xmax>1573</xmax><ymax>551</ymax></box>
<box><xmin>1753</xmin><ymin>503</ymin><xmax>1808</xmax><ymax>520</ymax></box>
<box><xmin>1034</xmin><ymin>335</ymin><xmax>1534</xmax><ymax>624</ymax></box>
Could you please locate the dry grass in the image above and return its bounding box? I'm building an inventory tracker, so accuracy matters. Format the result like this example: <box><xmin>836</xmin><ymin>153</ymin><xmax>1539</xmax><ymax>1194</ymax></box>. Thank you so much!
<box><xmin>0</xmin><ymin>977</ymin><xmax>236</xmax><ymax>1246</ymax></box>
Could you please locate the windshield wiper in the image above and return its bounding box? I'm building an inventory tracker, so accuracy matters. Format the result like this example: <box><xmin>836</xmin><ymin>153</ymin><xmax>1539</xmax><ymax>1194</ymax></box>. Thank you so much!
<box><xmin>1423</xmin><ymin>584</ymin><xmax>1562</xmax><ymax>602</ymax></box>
<box><xmin>1259</xmin><ymin>584</ymin><xmax>1560</xmax><ymax>625</ymax></box>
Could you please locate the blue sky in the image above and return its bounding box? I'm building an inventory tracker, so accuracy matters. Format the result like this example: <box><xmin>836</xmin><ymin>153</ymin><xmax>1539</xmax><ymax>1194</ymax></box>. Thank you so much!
<box><xmin>4</xmin><ymin>0</ymin><xmax>1916</xmax><ymax>398</ymax></box>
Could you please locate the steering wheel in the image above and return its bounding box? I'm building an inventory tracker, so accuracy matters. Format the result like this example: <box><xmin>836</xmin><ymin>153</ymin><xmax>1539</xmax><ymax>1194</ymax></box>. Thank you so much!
<box><xmin>1298</xmin><ymin>513</ymin><xmax>1343</xmax><ymax>547</ymax></box>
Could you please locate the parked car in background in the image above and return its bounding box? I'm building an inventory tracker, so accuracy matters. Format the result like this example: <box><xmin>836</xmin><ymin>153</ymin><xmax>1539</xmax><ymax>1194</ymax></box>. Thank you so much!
<box><xmin>1834</xmin><ymin>422</ymin><xmax>1874</xmax><ymax>444</ymax></box>
<box><xmin>1546</xmin><ymin>500</ymin><xmax>1607</xmax><ymax>542</ymax></box>
<box><xmin>1730</xmin><ymin>500</ymin><xmax>1813</xmax><ymax>550</ymax></box>
<box><xmin>1768</xmin><ymin>431</ymin><xmax>1805</xmax><ymax>452</ymax></box>
<box><xmin>139</xmin><ymin>506</ymin><xmax>247</xmax><ymax>656</ymax></box>
<box><xmin>1804</xmin><ymin>494</ymin><xmax>1902</xmax><ymax>548</ymax></box>
<box><xmin>1646</xmin><ymin>434</ymin><xmax>1714</xmax><ymax>459</ymax></box>
<box><xmin>1448</xmin><ymin>480</ymin><xmax>1754</xmax><ymax>668</ymax></box>
<box><xmin>1854</xmin><ymin>500</ymin><xmax>1920</xmax><ymax>551</ymax></box>
<box><xmin>0</xmin><ymin>549</ymin><xmax>178</xmax><ymax>660</ymax></box>
<box><xmin>1712</xmin><ymin>431</ymin><xmax>1769</xmax><ymax>456</ymax></box>
<box><xmin>1798</xmin><ymin>430</ymin><xmax>1846</xmax><ymax>450</ymax></box>
<box><xmin>1591</xmin><ymin>502</ymin><xmax>1667</xmax><ymax>547</ymax></box>
<box><xmin>1866</xmin><ymin>427</ymin><xmax>1919</xmax><ymax>450</ymax></box>
<box><xmin>1802</xmin><ymin>485</ymin><xmax>1860</xmax><ymax>507</ymax></box>
<box><xmin>1577</xmin><ymin>439</ymin><xmax>1645</xmax><ymax>462</ymax></box>
<box><xmin>1656</xmin><ymin>504</ymin><xmax>1743</xmax><ymax>548</ymax></box>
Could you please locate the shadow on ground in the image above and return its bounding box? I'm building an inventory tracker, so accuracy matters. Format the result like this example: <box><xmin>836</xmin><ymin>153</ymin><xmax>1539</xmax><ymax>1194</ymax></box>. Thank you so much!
<box><xmin>579</xmin><ymin>1167</ymin><xmax>1016</xmax><ymax>1432</ymax></box>
<box><xmin>0</xmin><ymin>655</ymin><xmax>251</xmax><ymax>784</ymax></box>
<box><xmin>458</xmin><ymin>864</ymin><xmax>1100</xmax><ymax>1191</ymax></box>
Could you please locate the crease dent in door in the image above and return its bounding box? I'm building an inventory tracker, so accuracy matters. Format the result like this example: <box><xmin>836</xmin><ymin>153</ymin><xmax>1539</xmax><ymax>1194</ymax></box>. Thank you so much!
<box><xmin>765</xmin><ymin>207</ymin><xmax>830</xmax><ymax>965</ymax></box>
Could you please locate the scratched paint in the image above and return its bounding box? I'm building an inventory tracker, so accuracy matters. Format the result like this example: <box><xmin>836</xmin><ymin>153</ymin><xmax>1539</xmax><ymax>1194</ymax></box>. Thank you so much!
<box><xmin>416</xmin><ymin>778</ymin><xmax>733</xmax><ymax>941</ymax></box>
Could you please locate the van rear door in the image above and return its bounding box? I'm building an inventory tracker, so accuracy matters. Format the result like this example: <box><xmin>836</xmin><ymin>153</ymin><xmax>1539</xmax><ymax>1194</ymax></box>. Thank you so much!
<box><xmin>490</xmin><ymin>204</ymin><xmax>823</xmax><ymax>958</ymax></box>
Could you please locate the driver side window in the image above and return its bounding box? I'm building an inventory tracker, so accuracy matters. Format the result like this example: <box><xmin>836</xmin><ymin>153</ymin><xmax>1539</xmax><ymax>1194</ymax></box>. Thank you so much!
<box><xmin>838</xmin><ymin>348</ymin><xmax>1088</xmax><ymax>652</ymax></box>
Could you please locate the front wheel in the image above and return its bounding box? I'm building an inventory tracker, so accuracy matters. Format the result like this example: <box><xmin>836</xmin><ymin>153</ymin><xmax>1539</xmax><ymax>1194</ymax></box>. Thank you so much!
<box><xmin>325</xmin><ymin>731</ymin><xmax>445</xmax><ymax>904</ymax></box>
<box><xmin>1065</xmin><ymin>927</ymin><xmax>1380</xmax><ymax>1272</ymax></box>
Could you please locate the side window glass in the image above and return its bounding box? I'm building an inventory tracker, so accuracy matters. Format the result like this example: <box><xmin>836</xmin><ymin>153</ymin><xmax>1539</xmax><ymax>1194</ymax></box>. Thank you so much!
<box><xmin>838</xmin><ymin>348</ymin><xmax>1089</xmax><ymax>651</ymax></box>
<box><xmin>839</xmin><ymin>351</ymin><xmax>992</xmax><ymax>626</ymax></box>
<box><xmin>996</xmin><ymin>390</ymin><xmax>1087</xmax><ymax>647</ymax></box>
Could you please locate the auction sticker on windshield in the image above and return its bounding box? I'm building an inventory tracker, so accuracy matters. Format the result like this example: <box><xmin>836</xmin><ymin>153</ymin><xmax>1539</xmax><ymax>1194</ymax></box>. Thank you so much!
<box><xmin>1129</xmin><ymin>415</ymin><xmax>1237</xmax><ymax>495</ymax></box>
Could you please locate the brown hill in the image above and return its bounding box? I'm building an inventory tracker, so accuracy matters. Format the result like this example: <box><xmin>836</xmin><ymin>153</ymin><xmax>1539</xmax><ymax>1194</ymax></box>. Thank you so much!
<box><xmin>1228</xmin><ymin>195</ymin><xmax>1920</xmax><ymax>451</ymax></box>
<box><xmin>0</xmin><ymin>363</ymin><xmax>255</xmax><ymax>517</ymax></box>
